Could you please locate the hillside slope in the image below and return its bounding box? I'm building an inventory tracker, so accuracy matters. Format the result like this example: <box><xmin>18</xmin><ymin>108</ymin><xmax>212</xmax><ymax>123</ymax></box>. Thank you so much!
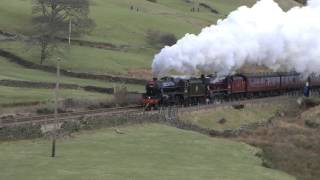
<box><xmin>0</xmin><ymin>0</ymin><xmax>301</xmax><ymax>77</ymax></box>
<box><xmin>0</xmin><ymin>124</ymin><xmax>295</xmax><ymax>180</ymax></box>
<box><xmin>0</xmin><ymin>0</ymin><xmax>301</xmax><ymax>106</ymax></box>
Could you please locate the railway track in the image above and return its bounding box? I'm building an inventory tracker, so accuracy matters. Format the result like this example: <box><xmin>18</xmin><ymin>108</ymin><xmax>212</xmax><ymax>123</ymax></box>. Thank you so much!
<box><xmin>0</xmin><ymin>95</ymin><xmax>298</xmax><ymax>128</ymax></box>
<box><xmin>0</xmin><ymin>105</ymin><xmax>143</xmax><ymax>128</ymax></box>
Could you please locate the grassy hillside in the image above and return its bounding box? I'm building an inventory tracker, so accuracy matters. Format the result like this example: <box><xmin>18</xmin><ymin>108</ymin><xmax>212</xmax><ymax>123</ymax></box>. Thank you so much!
<box><xmin>238</xmin><ymin>98</ymin><xmax>320</xmax><ymax>180</ymax></box>
<box><xmin>179</xmin><ymin>103</ymin><xmax>284</xmax><ymax>130</ymax></box>
<box><xmin>0</xmin><ymin>0</ymin><xmax>301</xmax><ymax>40</ymax></box>
<box><xmin>0</xmin><ymin>124</ymin><xmax>295</xmax><ymax>180</ymax></box>
<box><xmin>0</xmin><ymin>56</ymin><xmax>144</xmax><ymax>92</ymax></box>
<box><xmin>0</xmin><ymin>0</ymin><xmax>301</xmax><ymax>76</ymax></box>
<box><xmin>0</xmin><ymin>0</ymin><xmax>300</xmax><ymax>107</ymax></box>
<box><xmin>0</xmin><ymin>86</ymin><xmax>111</xmax><ymax>106</ymax></box>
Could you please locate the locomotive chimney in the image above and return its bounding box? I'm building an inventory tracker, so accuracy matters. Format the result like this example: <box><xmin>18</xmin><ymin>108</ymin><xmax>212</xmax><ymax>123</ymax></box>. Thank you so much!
<box><xmin>201</xmin><ymin>74</ymin><xmax>205</xmax><ymax>83</ymax></box>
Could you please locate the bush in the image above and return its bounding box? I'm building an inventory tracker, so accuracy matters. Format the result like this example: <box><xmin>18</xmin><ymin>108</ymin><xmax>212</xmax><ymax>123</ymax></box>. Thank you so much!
<box><xmin>146</xmin><ymin>0</ymin><xmax>157</xmax><ymax>3</ymax></box>
<box><xmin>146</xmin><ymin>30</ymin><xmax>177</xmax><ymax>48</ymax></box>
<box><xmin>160</xmin><ymin>33</ymin><xmax>177</xmax><ymax>46</ymax></box>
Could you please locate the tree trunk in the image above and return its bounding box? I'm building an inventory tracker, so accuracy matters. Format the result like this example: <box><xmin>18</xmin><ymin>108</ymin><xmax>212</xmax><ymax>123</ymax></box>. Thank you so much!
<box><xmin>40</xmin><ymin>38</ymin><xmax>48</xmax><ymax>64</ymax></box>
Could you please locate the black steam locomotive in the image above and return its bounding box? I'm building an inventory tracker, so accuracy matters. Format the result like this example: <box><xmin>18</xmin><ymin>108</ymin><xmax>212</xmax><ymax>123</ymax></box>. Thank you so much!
<box><xmin>143</xmin><ymin>72</ymin><xmax>320</xmax><ymax>109</ymax></box>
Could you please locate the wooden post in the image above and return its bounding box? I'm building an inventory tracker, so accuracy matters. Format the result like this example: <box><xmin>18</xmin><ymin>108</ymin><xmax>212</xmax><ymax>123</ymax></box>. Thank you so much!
<box><xmin>68</xmin><ymin>18</ymin><xmax>72</xmax><ymax>46</ymax></box>
<box><xmin>51</xmin><ymin>58</ymin><xmax>60</xmax><ymax>158</ymax></box>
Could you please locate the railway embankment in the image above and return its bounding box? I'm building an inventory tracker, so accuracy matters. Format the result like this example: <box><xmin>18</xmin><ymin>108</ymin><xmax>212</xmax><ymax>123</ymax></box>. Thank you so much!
<box><xmin>236</xmin><ymin>98</ymin><xmax>320</xmax><ymax>180</ymax></box>
<box><xmin>0</xmin><ymin>108</ymin><xmax>162</xmax><ymax>140</ymax></box>
<box><xmin>0</xmin><ymin>96</ymin><xmax>295</xmax><ymax>140</ymax></box>
<box><xmin>0</xmin><ymin>107</ymin><xmax>274</xmax><ymax>140</ymax></box>
<box><xmin>2</xmin><ymin>96</ymin><xmax>318</xmax><ymax>179</ymax></box>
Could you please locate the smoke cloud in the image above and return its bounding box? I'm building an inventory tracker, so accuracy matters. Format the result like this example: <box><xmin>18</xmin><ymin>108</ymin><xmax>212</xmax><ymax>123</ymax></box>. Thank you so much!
<box><xmin>152</xmin><ymin>0</ymin><xmax>320</xmax><ymax>78</ymax></box>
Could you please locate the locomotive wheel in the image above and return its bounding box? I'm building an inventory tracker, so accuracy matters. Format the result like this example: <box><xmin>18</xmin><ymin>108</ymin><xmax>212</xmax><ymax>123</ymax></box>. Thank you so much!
<box><xmin>211</xmin><ymin>96</ymin><xmax>222</xmax><ymax>104</ymax></box>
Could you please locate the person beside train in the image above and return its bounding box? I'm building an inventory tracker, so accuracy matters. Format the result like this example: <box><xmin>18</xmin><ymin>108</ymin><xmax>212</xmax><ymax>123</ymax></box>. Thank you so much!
<box><xmin>304</xmin><ymin>81</ymin><xmax>310</xmax><ymax>97</ymax></box>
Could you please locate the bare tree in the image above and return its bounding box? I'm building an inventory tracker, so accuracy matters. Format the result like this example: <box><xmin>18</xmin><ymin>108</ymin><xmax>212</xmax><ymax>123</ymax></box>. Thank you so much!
<box><xmin>32</xmin><ymin>0</ymin><xmax>95</xmax><ymax>64</ymax></box>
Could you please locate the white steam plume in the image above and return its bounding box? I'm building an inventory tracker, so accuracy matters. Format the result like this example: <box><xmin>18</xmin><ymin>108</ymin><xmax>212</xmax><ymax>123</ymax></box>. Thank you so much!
<box><xmin>152</xmin><ymin>0</ymin><xmax>320</xmax><ymax>78</ymax></box>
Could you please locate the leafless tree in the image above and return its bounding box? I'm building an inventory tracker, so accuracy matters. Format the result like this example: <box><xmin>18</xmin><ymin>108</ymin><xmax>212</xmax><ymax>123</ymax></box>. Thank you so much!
<box><xmin>32</xmin><ymin>0</ymin><xmax>95</xmax><ymax>64</ymax></box>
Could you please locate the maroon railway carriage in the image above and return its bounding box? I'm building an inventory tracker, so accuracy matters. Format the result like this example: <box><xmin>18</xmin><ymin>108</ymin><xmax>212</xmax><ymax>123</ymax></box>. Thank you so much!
<box><xmin>206</xmin><ymin>75</ymin><xmax>246</xmax><ymax>96</ymax></box>
<box><xmin>207</xmin><ymin>72</ymin><xmax>314</xmax><ymax>100</ymax></box>
<box><xmin>309</xmin><ymin>74</ymin><xmax>320</xmax><ymax>88</ymax></box>
<box><xmin>228</xmin><ymin>72</ymin><xmax>310</xmax><ymax>97</ymax></box>
<box><xmin>205</xmin><ymin>72</ymin><xmax>307</xmax><ymax>101</ymax></box>
<box><xmin>245</xmin><ymin>73</ymin><xmax>281</xmax><ymax>93</ymax></box>
<box><xmin>280</xmin><ymin>72</ymin><xmax>304</xmax><ymax>91</ymax></box>
<box><xmin>228</xmin><ymin>75</ymin><xmax>247</xmax><ymax>94</ymax></box>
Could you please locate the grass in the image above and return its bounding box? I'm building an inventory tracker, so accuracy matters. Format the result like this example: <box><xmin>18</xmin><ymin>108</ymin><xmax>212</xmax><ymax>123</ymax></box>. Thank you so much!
<box><xmin>0</xmin><ymin>124</ymin><xmax>295</xmax><ymax>180</ymax></box>
<box><xmin>179</xmin><ymin>103</ymin><xmax>284</xmax><ymax>130</ymax></box>
<box><xmin>0</xmin><ymin>41</ymin><xmax>154</xmax><ymax>78</ymax></box>
<box><xmin>0</xmin><ymin>0</ymin><xmax>32</xmax><ymax>33</ymax></box>
<box><xmin>238</xmin><ymin>102</ymin><xmax>320</xmax><ymax>180</ymax></box>
<box><xmin>0</xmin><ymin>0</ymin><xmax>301</xmax><ymax>76</ymax></box>
<box><xmin>0</xmin><ymin>56</ymin><xmax>144</xmax><ymax>92</ymax></box>
<box><xmin>0</xmin><ymin>86</ymin><xmax>111</xmax><ymax>105</ymax></box>
<box><xmin>0</xmin><ymin>0</ymin><xmax>299</xmax><ymax>44</ymax></box>
<box><xmin>0</xmin><ymin>0</ymin><xmax>300</xmax><ymax>106</ymax></box>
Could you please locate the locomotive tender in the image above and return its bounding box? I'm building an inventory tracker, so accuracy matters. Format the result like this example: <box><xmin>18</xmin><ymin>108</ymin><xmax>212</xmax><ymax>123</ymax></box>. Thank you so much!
<box><xmin>143</xmin><ymin>72</ymin><xmax>320</xmax><ymax>109</ymax></box>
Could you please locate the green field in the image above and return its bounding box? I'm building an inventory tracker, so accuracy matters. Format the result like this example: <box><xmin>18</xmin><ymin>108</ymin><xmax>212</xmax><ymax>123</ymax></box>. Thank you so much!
<box><xmin>0</xmin><ymin>124</ymin><xmax>295</xmax><ymax>180</ymax></box>
<box><xmin>0</xmin><ymin>0</ymin><xmax>300</xmax><ymax>43</ymax></box>
<box><xmin>179</xmin><ymin>103</ymin><xmax>283</xmax><ymax>130</ymax></box>
<box><xmin>0</xmin><ymin>41</ymin><xmax>154</xmax><ymax>77</ymax></box>
<box><xmin>0</xmin><ymin>56</ymin><xmax>144</xmax><ymax>92</ymax></box>
<box><xmin>0</xmin><ymin>0</ymin><xmax>300</xmax><ymax>76</ymax></box>
<box><xmin>0</xmin><ymin>86</ymin><xmax>112</xmax><ymax>105</ymax></box>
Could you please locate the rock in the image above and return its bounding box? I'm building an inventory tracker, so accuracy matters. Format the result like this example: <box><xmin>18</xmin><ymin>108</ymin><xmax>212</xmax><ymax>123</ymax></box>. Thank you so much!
<box><xmin>114</xmin><ymin>128</ymin><xmax>125</xmax><ymax>134</ymax></box>
<box><xmin>298</xmin><ymin>97</ymin><xmax>320</xmax><ymax>109</ymax></box>
<box><xmin>209</xmin><ymin>130</ymin><xmax>224</xmax><ymax>136</ymax></box>
<box><xmin>277</xmin><ymin>111</ymin><xmax>286</xmax><ymax>117</ymax></box>
<box><xmin>232</xmin><ymin>104</ymin><xmax>245</xmax><ymax>110</ymax></box>
<box><xmin>305</xmin><ymin>119</ymin><xmax>320</xmax><ymax>129</ymax></box>
<box><xmin>218</xmin><ymin>118</ymin><xmax>227</xmax><ymax>124</ymax></box>
<box><xmin>0</xmin><ymin>114</ymin><xmax>16</xmax><ymax>120</ymax></box>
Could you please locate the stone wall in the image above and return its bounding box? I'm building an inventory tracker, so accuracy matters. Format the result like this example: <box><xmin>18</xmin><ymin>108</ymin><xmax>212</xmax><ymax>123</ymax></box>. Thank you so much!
<box><xmin>0</xmin><ymin>111</ymin><xmax>162</xmax><ymax>140</ymax></box>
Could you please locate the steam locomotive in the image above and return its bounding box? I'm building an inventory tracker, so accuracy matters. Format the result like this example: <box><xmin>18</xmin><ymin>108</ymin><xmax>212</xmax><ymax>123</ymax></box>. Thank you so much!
<box><xmin>143</xmin><ymin>72</ymin><xmax>320</xmax><ymax>109</ymax></box>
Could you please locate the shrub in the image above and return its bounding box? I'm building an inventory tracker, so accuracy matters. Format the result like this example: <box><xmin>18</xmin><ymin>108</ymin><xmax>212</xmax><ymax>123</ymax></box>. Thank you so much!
<box><xmin>146</xmin><ymin>30</ymin><xmax>177</xmax><ymax>48</ymax></box>
<box><xmin>146</xmin><ymin>0</ymin><xmax>157</xmax><ymax>3</ymax></box>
